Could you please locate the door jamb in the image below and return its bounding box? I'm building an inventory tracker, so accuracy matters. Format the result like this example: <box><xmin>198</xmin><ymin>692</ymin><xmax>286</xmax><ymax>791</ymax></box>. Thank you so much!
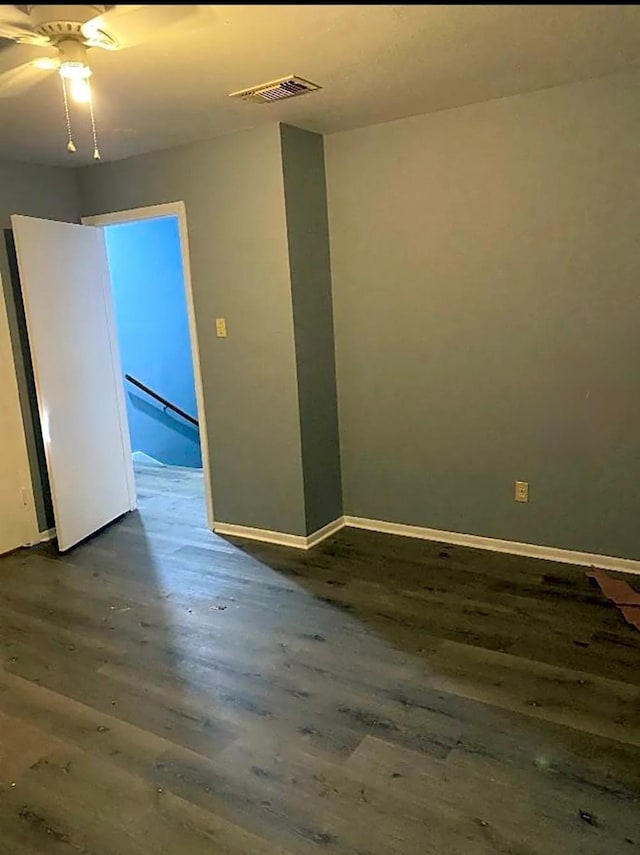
<box><xmin>0</xmin><ymin>264</ymin><xmax>40</xmax><ymax>549</ymax></box>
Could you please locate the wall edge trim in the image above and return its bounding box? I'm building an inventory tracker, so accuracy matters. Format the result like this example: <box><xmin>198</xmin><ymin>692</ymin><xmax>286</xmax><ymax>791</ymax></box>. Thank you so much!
<box><xmin>213</xmin><ymin>517</ymin><xmax>344</xmax><ymax>550</ymax></box>
<box><xmin>212</xmin><ymin>514</ymin><xmax>640</xmax><ymax>574</ymax></box>
<box><xmin>306</xmin><ymin>516</ymin><xmax>344</xmax><ymax>548</ymax></box>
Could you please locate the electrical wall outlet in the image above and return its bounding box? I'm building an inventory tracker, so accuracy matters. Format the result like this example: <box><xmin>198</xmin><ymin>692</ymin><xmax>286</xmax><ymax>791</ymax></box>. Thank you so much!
<box><xmin>515</xmin><ymin>480</ymin><xmax>529</xmax><ymax>503</ymax></box>
<box><xmin>215</xmin><ymin>318</ymin><xmax>227</xmax><ymax>338</ymax></box>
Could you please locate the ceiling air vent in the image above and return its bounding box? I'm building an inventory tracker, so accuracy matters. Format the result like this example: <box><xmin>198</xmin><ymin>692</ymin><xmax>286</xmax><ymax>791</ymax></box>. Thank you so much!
<box><xmin>229</xmin><ymin>75</ymin><xmax>321</xmax><ymax>104</ymax></box>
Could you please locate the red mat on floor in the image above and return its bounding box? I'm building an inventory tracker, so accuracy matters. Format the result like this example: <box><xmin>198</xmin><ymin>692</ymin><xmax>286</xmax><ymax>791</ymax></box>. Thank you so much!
<box><xmin>586</xmin><ymin>568</ymin><xmax>640</xmax><ymax>631</ymax></box>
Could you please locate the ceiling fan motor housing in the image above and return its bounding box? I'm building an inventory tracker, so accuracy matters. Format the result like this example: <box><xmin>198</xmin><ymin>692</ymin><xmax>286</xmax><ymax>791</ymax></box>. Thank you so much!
<box><xmin>28</xmin><ymin>5</ymin><xmax>111</xmax><ymax>44</ymax></box>
<box><xmin>56</xmin><ymin>38</ymin><xmax>90</xmax><ymax>70</ymax></box>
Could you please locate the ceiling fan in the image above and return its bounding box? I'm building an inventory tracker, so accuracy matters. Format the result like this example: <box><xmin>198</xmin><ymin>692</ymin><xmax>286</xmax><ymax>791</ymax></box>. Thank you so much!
<box><xmin>0</xmin><ymin>4</ymin><xmax>200</xmax><ymax>157</ymax></box>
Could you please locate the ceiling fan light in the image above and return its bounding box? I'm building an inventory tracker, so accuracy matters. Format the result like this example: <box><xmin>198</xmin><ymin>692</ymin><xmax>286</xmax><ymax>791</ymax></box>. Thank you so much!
<box><xmin>32</xmin><ymin>57</ymin><xmax>59</xmax><ymax>71</ymax></box>
<box><xmin>70</xmin><ymin>77</ymin><xmax>91</xmax><ymax>104</ymax></box>
<box><xmin>59</xmin><ymin>61</ymin><xmax>92</xmax><ymax>81</ymax></box>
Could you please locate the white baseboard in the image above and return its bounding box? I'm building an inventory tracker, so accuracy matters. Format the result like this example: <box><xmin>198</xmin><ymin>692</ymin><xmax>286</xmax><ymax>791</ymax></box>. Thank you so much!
<box><xmin>343</xmin><ymin>516</ymin><xmax>640</xmax><ymax>576</ymax></box>
<box><xmin>306</xmin><ymin>517</ymin><xmax>345</xmax><ymax>548</ymax></box>
<box><xmin>213</xmin><ymin>517</ymin><xmax>344</xmax><ymax>550</ymax></box>
<box><xmin>213</xmin><ymin>522</ymin><xmax>307</xmax><ymax>549</ymax></box>
<box><xmin>213</xmin><ymin>512</ymin><xmax>640</xmax><ymax>575</ymax></box>
<box><xmin>38</xmin><ymin>527</ymin><xmax>56</xmax><ymax>543</ymax></box>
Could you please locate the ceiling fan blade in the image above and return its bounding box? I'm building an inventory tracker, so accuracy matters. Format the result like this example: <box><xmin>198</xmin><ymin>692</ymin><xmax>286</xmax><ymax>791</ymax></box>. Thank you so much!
<box><xmin>0</xmin><ymin>58</ymin><xmax>57</xmax><ymax>98</ymax></box>
<box><xmin>82</xmin><ymin>5</ymin><xmax>200</xmax><ymax>50</ymax></box>
<box><xmin>0</xmin><ymin>5</ymin><xmax>46</xmax><ymax>44</ymax></box>
<box><xmin>0</xmin><ymin>4</ymin><xmax>29</xmax><ymax>27</ymax></box>
<box><xmin>0</xmin><ymin>42</ymin><xmax>58</xmax><ymax>72</ymax></box>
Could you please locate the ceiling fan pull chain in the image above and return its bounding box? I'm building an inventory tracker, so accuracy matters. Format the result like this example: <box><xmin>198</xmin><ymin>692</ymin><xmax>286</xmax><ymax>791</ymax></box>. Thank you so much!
<box><xmin>60</xmin><ymin>77</ymin><xmax>76</xmax><ymax>154</ymax></box>
<box><xmin>88</xmin><ymin>82</ymin><xmax>100</xmax><ymax>161</ymax></box>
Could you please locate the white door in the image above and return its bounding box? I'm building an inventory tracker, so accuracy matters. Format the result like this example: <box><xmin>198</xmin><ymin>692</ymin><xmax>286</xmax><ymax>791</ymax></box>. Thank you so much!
<box><xmin>11</xmin><ymin>215</ymin><xmax>136</xmax><ymax>551</ymax></box>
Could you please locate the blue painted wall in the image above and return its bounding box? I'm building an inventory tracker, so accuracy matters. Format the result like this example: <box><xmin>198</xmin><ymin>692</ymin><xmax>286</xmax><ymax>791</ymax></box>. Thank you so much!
<box><xmin>104</xmin><ymin>216</ymin><xmax>201</xmax><ymax>468</ymax></box>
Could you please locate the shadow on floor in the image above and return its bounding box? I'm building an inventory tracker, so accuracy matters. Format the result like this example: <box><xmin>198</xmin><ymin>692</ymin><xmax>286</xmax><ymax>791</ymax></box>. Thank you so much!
<box><xmin>1</xmin><ymin>465</ymin><xmax>639</xmax><ymax>853</ymax></box>
<box><xmin>219</xmin><ymin>527</ymin><xmax>640</xmax><ymax>850</ymax></box>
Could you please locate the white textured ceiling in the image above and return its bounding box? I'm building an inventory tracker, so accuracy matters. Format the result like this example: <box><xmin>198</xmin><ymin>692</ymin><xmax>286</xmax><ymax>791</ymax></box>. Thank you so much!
<box><xmin>1</xmin><ymin>4</ymin><xmax>639</xmax><ymax>166</ymax></box>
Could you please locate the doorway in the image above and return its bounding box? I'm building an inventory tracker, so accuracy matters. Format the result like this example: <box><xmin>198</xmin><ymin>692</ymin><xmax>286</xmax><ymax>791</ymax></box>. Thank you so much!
<box><xmin>84</xmin><ymin>203</ymin><xmax>214</xmax><ymax>529</ymax></box>
<box><xmin>10</xmin><ymin>206</ymin><xmax>213</xmax><ymax>550</ymax></box>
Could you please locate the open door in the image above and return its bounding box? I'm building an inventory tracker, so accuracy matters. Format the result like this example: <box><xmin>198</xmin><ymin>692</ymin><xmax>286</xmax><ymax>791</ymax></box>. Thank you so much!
<box><xmin>11</xmin><ymin>215</ymin><xmax>135</xmax><ymax>551</ymax></box>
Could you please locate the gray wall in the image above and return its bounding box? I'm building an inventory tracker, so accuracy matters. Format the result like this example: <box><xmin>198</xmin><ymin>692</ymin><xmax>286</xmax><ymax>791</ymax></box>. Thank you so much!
<box><xmin>280</xmin><ymin>125</ymin><xmax>342</xmax><ymax>533</ymax></box>
<box><xmin>0</xmin><ymin>158</ymin><xmax>80</xmax><ymax>531</ymax></box>
<box><xmin>78</xmin><ymin>125</ymin><xmax>308</xmax><ymax>535</ymax></box>
<box><xmin>0</xmin><ymin>158</ymin><xmax>80</xmax><ymax>229</ymax></box>
<box><xmin>326</xmin><ymin>69</ymin><xmax>640</xmax><ymax>560</ymax></box>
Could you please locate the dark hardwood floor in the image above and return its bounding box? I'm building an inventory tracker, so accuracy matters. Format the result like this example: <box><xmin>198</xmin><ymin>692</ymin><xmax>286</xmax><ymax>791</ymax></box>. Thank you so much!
<box><xmin>1</xmin><ymin>461</ymin><xmax>639</xmax><ymax>853</ymax></box>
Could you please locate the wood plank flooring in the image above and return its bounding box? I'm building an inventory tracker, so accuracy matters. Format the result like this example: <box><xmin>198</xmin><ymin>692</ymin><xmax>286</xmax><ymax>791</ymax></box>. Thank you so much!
<box><xmin>1</xmin><ymin>460</ymin><xmax>639</xmax><ymax>853</ymax></box>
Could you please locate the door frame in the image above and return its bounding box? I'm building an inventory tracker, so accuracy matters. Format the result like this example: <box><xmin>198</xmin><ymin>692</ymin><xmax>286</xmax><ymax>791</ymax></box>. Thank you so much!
<box><xmin>0</xmin><ymin>263</ymin><xmax>40</xmax><ymax>551</ymax></box>
<box><xmin>82</xmin><ymin>201</ymin><xmax>215</xmax><ymax>530</ymax></box>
